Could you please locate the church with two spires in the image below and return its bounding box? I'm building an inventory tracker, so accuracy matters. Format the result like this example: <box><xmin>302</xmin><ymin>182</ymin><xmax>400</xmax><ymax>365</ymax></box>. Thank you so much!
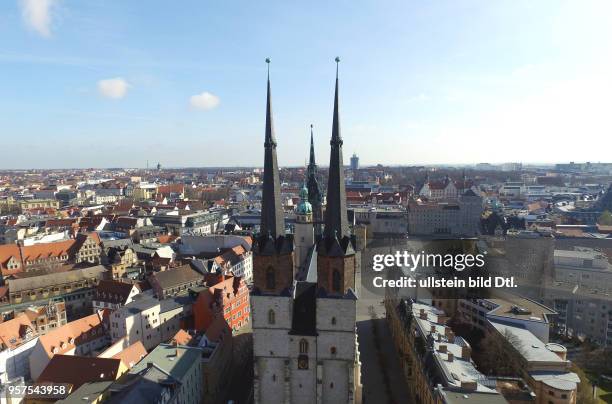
<box><xmin>251</xmin><ymin>59</ymin><xmax>362</xmax><ymax>404</ymax></box>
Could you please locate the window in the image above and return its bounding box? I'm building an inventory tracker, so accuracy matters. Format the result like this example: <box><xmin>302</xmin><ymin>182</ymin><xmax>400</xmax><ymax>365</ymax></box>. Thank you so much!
<box><xmin>266</xmin><ymin>267</ymin><xmax>276</xmax><ymax>289</ymax></box>
<box><xmin>330</xmin><ymin>346</ymin><xmax>337</xmax><ymax>355</ymax></box>
<box><xmin>299</xmin><ymin>339</ymin><xmax>308</xmax><ymax>354</ymax></box>
<box><xmin>331</xmin><ymin>317</ymin><xmax>337</xmax><ymax>325</ymax></box>
<box><xmin>268</xmin><ymin>309</ymin><xmax>275</xmax><ymax>325</ymax></box>
<box><xmin>332</xmin><ymin>270</ymin><xmax>341</xmax><ymax>292</ymax></box>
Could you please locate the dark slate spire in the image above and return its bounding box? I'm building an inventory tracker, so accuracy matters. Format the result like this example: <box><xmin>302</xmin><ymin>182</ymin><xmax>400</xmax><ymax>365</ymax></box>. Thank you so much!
<box><xmin>260</xmin><ymin>58</ymin><xmax>285</xmax><ymax>239</ymax></box>
<box><xmin>324</xmin><ymin>57</ymin><xmax>350</xmax><ymax>239</ymax></box>
<box><xmin>309</xmin><ymin>124</ymin><xmax>316</xmax><ymax>168</ymax></box>
<box><xmin>307</xmin><ymin>125</ymin><xmax>323</xmax><ymax>236</ymax></box>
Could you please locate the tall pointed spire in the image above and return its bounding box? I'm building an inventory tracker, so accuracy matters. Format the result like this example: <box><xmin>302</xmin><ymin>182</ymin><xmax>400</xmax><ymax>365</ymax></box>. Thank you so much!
<box><xmin>260</xmin><ymin>58</ymin><xmax>285</xmax><ymax>239</ymax></box>
<box><xmin>324</xmin><ymin>57</ymin><xmax>349</xmax><ymax>239</ymax></box>
<box><xmin>307</xmin><ymin>124</ymin><xmax>323</xmax><ymax>236</ymax></box>
<box><xmin>309</xmin><ymin>124</ymin><xmax>316</xmax><ymax>168</ymax></box>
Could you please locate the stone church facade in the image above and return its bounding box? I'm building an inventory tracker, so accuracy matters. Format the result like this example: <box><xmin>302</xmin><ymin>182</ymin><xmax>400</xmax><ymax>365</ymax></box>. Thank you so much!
<box><xmin>251</xmin><ymin>59</ymin><xmax>362</xmax><ymax>404</ymax></box>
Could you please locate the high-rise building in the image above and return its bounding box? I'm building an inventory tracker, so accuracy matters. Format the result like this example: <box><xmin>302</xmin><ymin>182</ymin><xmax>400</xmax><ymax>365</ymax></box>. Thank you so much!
<box><xmin>251</xmin><ymin>59</ymin><xmax>362</xmax><ymax>404</ymax></box>
<box><xmin>350</xmin><ymin>153</ymin><xmax>359</xmax><ymax>170</ymax></box>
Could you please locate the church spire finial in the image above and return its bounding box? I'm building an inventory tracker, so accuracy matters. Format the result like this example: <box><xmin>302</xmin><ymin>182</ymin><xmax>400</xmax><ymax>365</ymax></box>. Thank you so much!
<box><xmin>331</xmin><ymin>57</ymin><xmax>342</xmax><ymax>144</ymax></box>
<box><xmin>335</xmin><ymin>56</ymin><xmax>340</xmax><ymax>79</ymax></box>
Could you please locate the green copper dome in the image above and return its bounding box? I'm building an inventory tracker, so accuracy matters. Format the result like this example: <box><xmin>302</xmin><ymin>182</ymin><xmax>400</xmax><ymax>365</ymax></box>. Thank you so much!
<box><xmin>297</xmin><ymin>184</ymin><xmax>312</xmax><ymax>215</ymax></box>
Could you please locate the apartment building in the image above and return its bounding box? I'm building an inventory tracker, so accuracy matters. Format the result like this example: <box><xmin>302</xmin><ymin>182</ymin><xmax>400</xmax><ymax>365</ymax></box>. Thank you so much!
<box><xmin>7</xmin><ymin>265</ymin><xmax>108</xmax><ymax>319</ymax></box>
<box><xmin>29</xmin><ymin>311</ymin><xmax>110</xmax><ymax>380</ymax></box>
<box><xmin>0</xmin><ymin>313</ymin><xmax>39</xmax><ymax>382</ymax></box>
<box><xmin>457</xmin><ymin>293</ymin><xmax>557</xmax><ymax>343</ymax></box>
<box><xmin>488</xmin><ymin>320</ymin><xmax>579</xmax><ymax>404</ymax></box>
<box><xmin>193</xmin><ymin>275</ymin><xmax>250</xmax><ymax>333</ymax></box>
<box><xmin>408</xmin><ymin>191</ymin><xmax>483</xmax><ymax>237</ymax></box>
<box><xmin>386</xmin><ymin>299</ymin><xmax>510</xmax><ymax>403</ymax></box>
<box><xmin>92</xmin><ymin>280</ymin><xmax>141</xmax><ymax>312</ymax></box>
<box><xmin>106</xmin><ymin>343</ymin><xmax>204</xmax><ymax>404</ymax></box>
<box><xmin>148</xmin><ymin>264</ymin><xmax>203</xmax><ymax>299</ymax></box>
<box><xmin>109</xmin><ymin>295</ymin><xmax>190</xmax><ymax>350</ymax></box>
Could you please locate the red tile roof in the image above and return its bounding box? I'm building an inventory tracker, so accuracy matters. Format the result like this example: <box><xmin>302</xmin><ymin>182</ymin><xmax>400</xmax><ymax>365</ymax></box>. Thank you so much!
<box><xmin>111</xmin><ymin>341</ymin><xmax>146</xmax><ymax>368</ymax></box>
<box><xmin>38</xmin><ymin>312</ymin><xmax>106</xmax><ymax>358</ymax></box>
<box><xmin>37</xmin><ymin>355</ymin><xmax>123</xmax><ymax>389</ymax></box>
<box><xmin>0</xmin><ymin>313</ymin><xmax>37</xmax><ymax>350</ymax></box>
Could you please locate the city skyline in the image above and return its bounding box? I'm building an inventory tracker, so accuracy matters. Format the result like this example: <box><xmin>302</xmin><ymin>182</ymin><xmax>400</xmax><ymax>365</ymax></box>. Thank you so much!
<box><xmin>2</xmin><ymin>0</ymin><xmax>612</xmax><ymax>169</ymax></box>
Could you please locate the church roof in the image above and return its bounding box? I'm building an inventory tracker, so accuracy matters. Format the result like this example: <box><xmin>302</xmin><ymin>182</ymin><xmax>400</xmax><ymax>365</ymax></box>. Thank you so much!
<box><xmin>289</xmin><ymin>281</ymin><xmax>318</xmax><ymax>336</ymax></box>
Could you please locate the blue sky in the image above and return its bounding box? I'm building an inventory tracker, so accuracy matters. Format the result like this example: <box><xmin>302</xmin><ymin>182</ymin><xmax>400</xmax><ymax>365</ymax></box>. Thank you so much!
<box><xmin>1</xmin><ymin>0</ymin><xmax>611</xmax><ymax>169</ymax></box>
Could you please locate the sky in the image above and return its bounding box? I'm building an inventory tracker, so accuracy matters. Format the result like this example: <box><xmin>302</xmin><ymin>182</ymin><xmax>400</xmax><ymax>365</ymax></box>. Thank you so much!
<box><xmin>1</xmin><ymin>0</ymin><xmax>612</xmax><ymax>169</ymax></box>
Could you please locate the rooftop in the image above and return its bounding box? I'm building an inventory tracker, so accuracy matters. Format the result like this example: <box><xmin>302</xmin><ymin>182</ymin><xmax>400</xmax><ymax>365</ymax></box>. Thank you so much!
<box><xmin>129</xmin><ymin>343</ymin><xmax>201</xmax><ymax>381</ymax></box>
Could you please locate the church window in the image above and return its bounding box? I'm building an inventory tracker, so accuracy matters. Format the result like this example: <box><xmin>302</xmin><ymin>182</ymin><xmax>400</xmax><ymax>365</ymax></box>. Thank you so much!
<box><xmin>299</xmin><ymin>339</ymin><xmax>308</xmax><ymax>354</ymax></box>
<box><xmin>268</xmin><ymin>309</ymin><xmax>275</xmax><ymax>325</ymax></box>
<box><xmin>266</xmin><ymin>266</ymin><xmax>276</xmax><ymax>289</ymax></box>
<box><xmin>332</xmin><ymin>270</ymin><xmax>341</xmax><ymax>292</ymax></box>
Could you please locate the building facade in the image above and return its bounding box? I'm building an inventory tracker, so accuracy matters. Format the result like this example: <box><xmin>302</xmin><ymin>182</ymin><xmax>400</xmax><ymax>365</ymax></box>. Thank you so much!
<box><xmin>251</xmin><ymin>60</ymin><xmax>362</xmax><ymax>404</ymax></box>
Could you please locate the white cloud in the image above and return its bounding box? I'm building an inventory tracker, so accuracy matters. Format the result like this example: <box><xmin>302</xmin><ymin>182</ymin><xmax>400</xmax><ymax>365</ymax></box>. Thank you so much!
<box><xmin>20</xmin><ymin>0</ymin><xmax>56</xmax><ymax>37</ymax></box>
<box><xmin>97</xmin><ymin>78</ymin><xmax>129</xmax><ymax>99</ymax></box>
<box><xmin>190</xmin><ymin>91</ymin><xmax>220</xmax><ymax>110</ymax></box>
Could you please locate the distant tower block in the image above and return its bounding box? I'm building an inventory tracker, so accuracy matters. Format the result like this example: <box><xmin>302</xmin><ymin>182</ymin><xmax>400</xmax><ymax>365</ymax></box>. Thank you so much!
<box><xmin>350</xmin><ymin>153</ymin><xmax>359</xmax><ymax>170</ymax></box>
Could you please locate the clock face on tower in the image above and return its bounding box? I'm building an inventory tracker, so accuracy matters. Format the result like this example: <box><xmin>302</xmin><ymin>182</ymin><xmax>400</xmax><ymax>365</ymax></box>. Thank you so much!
<box><xmin>298</xmin><ymin>354</ymin><xmax>309</xmax><ymax>370</ymax></box>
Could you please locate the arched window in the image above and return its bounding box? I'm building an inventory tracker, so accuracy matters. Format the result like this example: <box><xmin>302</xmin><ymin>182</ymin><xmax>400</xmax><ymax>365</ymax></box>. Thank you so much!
<box><xmin>332</xmin><ymin>270</ymin><xmax>341</xmax><ymax>292</ymax></box>
<box><xmin>266</xmin><ymin>267</ymin><xmax>276</xmax><ymax>289</ymax></box>
<box><xmin>299</xmin><ymin>339</ymin><xmax>309</xmax><ymax>354</ymax></box>
<box><xmin>331</xmin><ymin>317</ymin><xmax>337</xmax><ymax>325</ymax></box>
<box><xmin>330</xmin><ymin>346</ymin><xmax>337</xmax><ymax>355</ymax></box>
<box><xmin>268</xmin><ymin>309</ymin><xmax>275</xmax><ymax>325</ymax></box>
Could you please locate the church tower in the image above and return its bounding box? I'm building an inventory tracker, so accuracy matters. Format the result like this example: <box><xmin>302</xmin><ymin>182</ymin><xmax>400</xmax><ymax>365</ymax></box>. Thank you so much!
<box><xmin>317</xmin><ymin>57</ymin><xmax>357</xmax><ymax>297</ymax></box>
<box><xmin>252</xmin><ymin>59</ymin><xmax>294</xmax><ymax>295</ymax></box>
<box><xmin>307</xmin><ymin>125</ymin><xmax>324</xmax><ymax>236</ymax></box>
<box><xmin>294</xmin><ymin>184</ymin><xmax>314</xmax><ymax>274</ymax></box>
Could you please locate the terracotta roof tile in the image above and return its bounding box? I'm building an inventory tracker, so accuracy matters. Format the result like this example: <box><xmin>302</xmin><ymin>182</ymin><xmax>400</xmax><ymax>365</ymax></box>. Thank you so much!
<box><xmin>111</xmin><ymin>341</ymin><xmax>147</xmax><ymax>368</ymax></box>
<box><xmin>37</xmin><ymin>355</ymin><xmax>123</xmax><ymax>389</ymax></box>
<box><xmin>38</xmin><ymin>312</ymin><xmax>106</xmax><ymax>358</ymax></box>
<box><xmin>0</xmin><ymin>313</ymin><xmax>37</xmax><ymax>350</ymax></box>
<box><xmin>171</xmin><ymin>329</ymin><xmax>193</xmax><ymax>346</ymax></box>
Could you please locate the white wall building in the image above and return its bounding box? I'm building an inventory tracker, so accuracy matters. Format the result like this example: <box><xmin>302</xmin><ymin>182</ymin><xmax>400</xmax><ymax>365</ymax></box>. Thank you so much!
<box><xmin>109</xmin><ymin>295</ymin><xmax>189</xmax><ymax>350</ymax></box>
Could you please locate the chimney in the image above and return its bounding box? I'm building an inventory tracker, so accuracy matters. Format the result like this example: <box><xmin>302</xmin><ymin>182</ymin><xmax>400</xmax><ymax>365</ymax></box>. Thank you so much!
<box><xmin>430</xmin><ymin>325</ymin><xmax>436</xmax><ymax>333</ymax></box>
<box><xmin>446</xmin><ymin>329</ymin><xmax>455</xmax><ymax>343</ymax></box>
<box><xmin>461</xmin><ymin>345</ymin><xmax>472</xmax><ymax>360</ymax></box>
<box><xmin>438</xmin><ymin>345</ymin><xmax>447</xmax><ymax>353</ymax></box>
<box><xmin>447</xmin><ymin>352</ymin><xmax>454</xmax><ymax>362</ymax></box>
<box><xmin>419</xmin><ymin>309</ymin><xmax>427</xmax><ymax>320</ymax></box>
<box><xmin>460</xmin><ymin>381</ymin><xmax>477</xmax><ymax>391</ymax></box>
